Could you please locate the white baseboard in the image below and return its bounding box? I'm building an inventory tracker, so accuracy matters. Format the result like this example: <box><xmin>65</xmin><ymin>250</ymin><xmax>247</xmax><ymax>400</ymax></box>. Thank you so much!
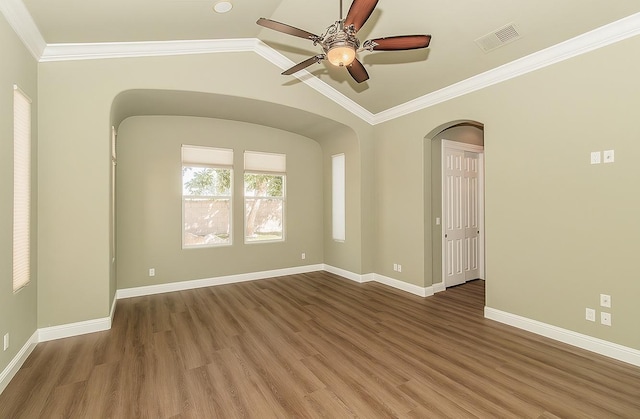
<box><xmin>485</xmin><ymin>307</ymin><xmax>640</xmax><ymax>367</ymax></box>
<box><xmin>323</xmin><ymin>264</ymin><xmax>370</xmax><ymax>283</ymax></box>
<box><xmin>323</xmin><ymin>265</ymin><xmax>433</xmax><ymax>298</ymax></box>
<box><xmin>0</xmin><ymin>331</ymin><xmax>38</xmax><ymax>395</ymax></box>
<box><xmin>38</xmin><ymin>315</ymin><xmax>112</xmax><ymax>343</ymax></box>
<box><xmin>373</xmin><ymin>273</ymin><xmax>433</xmax><ymax>297</ymax></box>
<box><xmin>117</xmin><ymin>264</ymin><xmax>325</xmax><ymax>299</ymax></box>
<box><xmin>433</xmin><ymin>281</ymin><xmax>446</xmax><ymax>293</ymax></box>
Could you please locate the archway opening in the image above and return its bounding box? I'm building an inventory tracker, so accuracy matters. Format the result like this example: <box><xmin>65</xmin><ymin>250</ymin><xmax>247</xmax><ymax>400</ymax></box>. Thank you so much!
<box><xmin>425</xmin><ymin>120</ymin><xmax>484</xmax><ymax>291</ymax></box>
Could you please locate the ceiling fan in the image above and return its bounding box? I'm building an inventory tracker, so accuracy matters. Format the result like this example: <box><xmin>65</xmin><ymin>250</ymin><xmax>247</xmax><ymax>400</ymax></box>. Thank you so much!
<box><xmin>257</xmin><ymin>0</ymin><xmax>431</xmax><ymax>83</ymax></box>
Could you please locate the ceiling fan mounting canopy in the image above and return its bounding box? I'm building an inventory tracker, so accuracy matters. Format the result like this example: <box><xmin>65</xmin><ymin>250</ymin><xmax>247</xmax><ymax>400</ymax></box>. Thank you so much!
<box><xmin>257</xmin><ymin>0</ymin><xmax>431</xmax><ymax>83</ymax></box>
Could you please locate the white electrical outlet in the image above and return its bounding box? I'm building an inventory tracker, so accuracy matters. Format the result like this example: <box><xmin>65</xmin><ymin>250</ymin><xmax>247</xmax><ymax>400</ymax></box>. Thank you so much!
<box><xmin>3</xmin><ymin>333</ymin><xmax>9</xmax><ymax>351</ymax></box>
<box><xmin>603</xmin><ymin>149</ymin><xmax>615</xmax><ymax>163</ymax></box>
<box><xmin>600</xmin><ymin>294</ymin><xmax>611</xmax><ymax>308</ymax></box>
<box><xmin>590</xmin><ymin>151</ymin><xmax>601</xmax><ymax>164</ymax></box>
<box><xmin>601</xmin><ymin>312</ymin><xmax>612</xmax><ymax>326</ymax></box>
<box><xmin>393</xmin><ymin>263</ymin><xmax>398</xmax><ymax>271</ymax></box>
<box><xmin>301</xmin><ymin>252</ymin><xmax>306</xmax><ymax>260</ymax></box>
<box><xmin>149</xmin><ymin>268</ymin><xmax>155</xmax><ymax>277</ymax></box>
<box><xmin>585</xmin><ymin>308</ymin><xmax>596</xmax><ymax>322</ymax></box>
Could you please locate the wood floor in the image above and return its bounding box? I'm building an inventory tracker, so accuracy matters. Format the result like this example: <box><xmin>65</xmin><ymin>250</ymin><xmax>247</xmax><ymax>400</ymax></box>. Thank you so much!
<box><xmin>1</xmin><ymin>273</ymin><xmax>639</xmax><ymax>418</ymax></box>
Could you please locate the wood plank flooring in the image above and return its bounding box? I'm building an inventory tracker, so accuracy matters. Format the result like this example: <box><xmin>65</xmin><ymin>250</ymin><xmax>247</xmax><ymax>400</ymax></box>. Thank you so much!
<box><xmin>1</xmin><ymin>272</ymin><xmax>639</xmax><ymax>418</ymax></box>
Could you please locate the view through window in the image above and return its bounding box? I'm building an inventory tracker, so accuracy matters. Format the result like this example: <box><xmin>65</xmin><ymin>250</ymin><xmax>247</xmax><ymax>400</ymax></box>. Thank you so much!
<box><xmin>182</xmin><ymin>146</ymin><xmax>233</xmax><ymax>247</ymax></box>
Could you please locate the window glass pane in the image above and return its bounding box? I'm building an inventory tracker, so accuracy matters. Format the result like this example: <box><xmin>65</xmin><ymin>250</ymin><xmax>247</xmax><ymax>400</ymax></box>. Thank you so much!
<box><xmin>245</xmin><ymin>198</ymin><xmax>283</xmax><ymax>242</ymax></box>
<box><xmin>183</xmin><ymin>167</ymin><xmax>231</xmax><ymax>196</ymax></box>
<box><xmin>182</xmin><ymin>165</ymin><xmax>232</xmax><ymax>247</ymax></box>
<box><xmin>244</xmin><ymin>173</ymin><xmax>284</xmax><ymax>242</ymax></box>
<box><xmin>244</xmin><ymin>173</ymin><xmax>283</xmax><ymax>197</ymax></box>
<box><xmin>184</xmin><ymin>197</ymin><xmax>231</xmax><ymax>246</ymax></box>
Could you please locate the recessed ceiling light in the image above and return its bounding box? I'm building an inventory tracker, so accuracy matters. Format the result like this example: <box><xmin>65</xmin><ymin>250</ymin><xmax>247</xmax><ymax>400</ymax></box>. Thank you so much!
<box><xmin>213</xmin><ymin>1</ymin><xmax>232</xmax><ymax>13</ymax></box>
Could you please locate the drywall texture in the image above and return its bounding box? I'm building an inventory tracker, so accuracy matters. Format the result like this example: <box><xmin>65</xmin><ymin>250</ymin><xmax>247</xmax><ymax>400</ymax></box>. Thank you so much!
<box><xmin>37</xmin><ymin>52</ymin><xmax>372</xmax><ymax>327</ymax></box>
<box><xmin>0</xmin><ymin>13</ymin><xmax>38</xmax><ymax>374</ymax></box>
<box><xmin>116</xmin><ymin>116</ymin><xmax>323</xmax><ymax>288</ymax></box>
<box><xmin>375</xmin><ymin>34</ymin><xmax>640</xmax><ymax>349</ymax></box>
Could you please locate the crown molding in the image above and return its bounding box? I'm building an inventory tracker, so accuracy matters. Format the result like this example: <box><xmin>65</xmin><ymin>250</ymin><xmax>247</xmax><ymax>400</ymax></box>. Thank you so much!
<box><xmin>39</xmin><ymin>38</ymin><xmax>258</xmax><ymax>62</ymax></box>
<box><xmin>3</xmin><ymin>0</ymin><xmax>639</xmax><ymax>125</ymax></box>
<box><xmin>0</xmin><ymin>0</ymin><xmax>46</xmax><ymax>59</ymax></box>
<box><xmin>372</xmin><ymin>12</ymin><xmax>640</xmax><ymax>124</ymax></box>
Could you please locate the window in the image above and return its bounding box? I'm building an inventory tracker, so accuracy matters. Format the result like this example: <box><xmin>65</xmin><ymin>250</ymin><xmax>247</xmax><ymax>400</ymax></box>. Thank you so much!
<box><xmin>13</xmin><ymin>85</ymin><xmax>31</xmax><ymax>292</ymax></box>
<box><xmin>182</xmin><ymin>146</ymin><xmax>233</xmax><ymax>247</ymax></box>
<box><xmin>244</xmin><ymin>151</ymin><xmax>285</xmax><ymax>243</ymax></box>
<box><xmin>332</xmin><ymin>153</ymin><xmax>345</xmax><ymax>242</ymax></box>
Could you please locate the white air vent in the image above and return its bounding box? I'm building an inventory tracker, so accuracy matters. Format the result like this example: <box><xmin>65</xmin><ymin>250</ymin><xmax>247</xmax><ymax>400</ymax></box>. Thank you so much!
<box><xmin>475</xmin><ymin>23</ymin><xmax>521</xmax><ymax>53</ymax></box>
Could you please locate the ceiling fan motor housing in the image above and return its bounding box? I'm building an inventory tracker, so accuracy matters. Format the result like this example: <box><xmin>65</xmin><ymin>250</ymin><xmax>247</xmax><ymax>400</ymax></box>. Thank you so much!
<box><xmin>323</xmin><ymin>23</ymin><xmax>360</xmax><ymax>66</ymax></box>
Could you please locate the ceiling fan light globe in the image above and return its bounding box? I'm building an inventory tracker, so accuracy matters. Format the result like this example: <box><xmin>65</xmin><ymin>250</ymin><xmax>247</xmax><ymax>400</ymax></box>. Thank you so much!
<box><xmin>327</xmin><ymin>45</ymin><xmax>356</xmax><ymax>67</ymax></box>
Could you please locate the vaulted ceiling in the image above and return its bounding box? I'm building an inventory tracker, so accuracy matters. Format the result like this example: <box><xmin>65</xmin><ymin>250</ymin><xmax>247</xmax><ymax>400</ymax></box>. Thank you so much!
<box><xmin>16</xmin><ymin>0</ymin><xmax>640</xmax><ymax>113</ymax></box>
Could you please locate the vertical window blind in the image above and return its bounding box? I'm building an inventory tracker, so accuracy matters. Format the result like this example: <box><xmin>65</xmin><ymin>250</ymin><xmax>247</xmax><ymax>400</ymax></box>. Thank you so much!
<box><xmin>13</xmin><ymin>85</ymin><xmax>31</xmax><ymax>292</ymax></box>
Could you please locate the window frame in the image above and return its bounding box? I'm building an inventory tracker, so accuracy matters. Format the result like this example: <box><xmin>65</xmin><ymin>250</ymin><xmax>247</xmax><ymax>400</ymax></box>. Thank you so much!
<box><xmin>181</xmin><ymin>146</ymin><xmax>234</xmax><ymax>249</ymax></box>
<box><xmin>243</xmin><ymin>151</ymin><xmax>286</xmax><ymax>244</ymax></box>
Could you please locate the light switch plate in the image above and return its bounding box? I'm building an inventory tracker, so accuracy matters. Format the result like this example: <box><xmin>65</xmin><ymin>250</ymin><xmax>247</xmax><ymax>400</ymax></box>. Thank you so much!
<box><xmin>600</xmin><ymin>294</ymin><xmax>611</xmax><ymax>308</ymax></box>
<box><xmin>603</xmin><ymin>149</ymin><xmax>615</xmax><ymax>163</ymax></box>
<box><xmin>590</xmin><ymin>151</ymin><xmax>601</xmax><ymax>164</ymax></box>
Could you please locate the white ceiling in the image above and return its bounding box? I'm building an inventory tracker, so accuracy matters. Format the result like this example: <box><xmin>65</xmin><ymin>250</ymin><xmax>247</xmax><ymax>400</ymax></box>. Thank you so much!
<box><xmin>17</xmin><ymin>0</ymin><xmax>640</xmax><ymax>113</ymax></box>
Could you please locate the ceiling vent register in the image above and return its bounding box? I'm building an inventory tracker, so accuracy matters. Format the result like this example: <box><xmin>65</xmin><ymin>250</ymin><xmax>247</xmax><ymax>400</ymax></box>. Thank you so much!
<box><xmin>475</xmin><ymin>23</ymin><xmax>521</xmax><ymax>52</ymax></box>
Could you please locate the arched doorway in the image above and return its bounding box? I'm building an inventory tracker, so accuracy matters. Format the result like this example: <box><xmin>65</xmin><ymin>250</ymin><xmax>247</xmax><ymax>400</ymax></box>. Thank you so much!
<box><xmin>425</xmin><ymin>121</ymin><xmax>484</xmax><ymax>290</ymax></box>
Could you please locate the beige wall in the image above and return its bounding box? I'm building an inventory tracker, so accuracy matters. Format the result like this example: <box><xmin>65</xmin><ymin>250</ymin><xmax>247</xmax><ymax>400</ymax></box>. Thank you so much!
<box><xmin>0</xmin><ymin>14</ymin><xmax>38</xmax><ymax>374</ymax></box>
<box><xmin>116</xmin><ymin>116</ymin><xmax>323</xmax><ymax>288</ymax></box>
<box><xmin>37</xmin><ymin>52</ymin><xmax>372</xmax><ymax>327</ymax></box>
<box><xmin>375</xmin><ymin>34</ymin><xmax>640</xmax><ymax>349</ymax></box>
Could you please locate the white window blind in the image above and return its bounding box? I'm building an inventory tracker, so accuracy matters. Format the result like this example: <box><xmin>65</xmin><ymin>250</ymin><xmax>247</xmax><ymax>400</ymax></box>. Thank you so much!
<box><xmin>182</xmin><ymin>145</ymin><xmax>233</xmax><ymax>166</ymax></box>
<box><xmin>13</xmin><ymin>85</ymin><xmax>31</xmax><ymax>292</ymax></box>
<box><xmin>244</xmin><ymin>151</ymin><xmax>286</xmax><ymax>173</ymax></box>
<box><xmin>332</xmin><ymin>154</ymin><xmax>345</xmax><ymax>242</ymax></box>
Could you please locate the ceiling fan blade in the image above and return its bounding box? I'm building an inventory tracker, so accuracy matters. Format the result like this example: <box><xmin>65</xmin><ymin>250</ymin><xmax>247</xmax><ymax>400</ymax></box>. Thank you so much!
<box><xmin>347</xmin><ymin>58</ymin><xmax>369</xmax><ymax>83</ymax></box>
<box><xmin>344</xmin><ymin>0</ymin><xmax>379</xmax><ymax>32</ymax></box>
<box><xmin>257</xmin><ymin>18</ymin><xmax>319</xmax><ymax>41</ymax></box>
<box><xmin>282</xmin><ymin>55</ymin><xmax>325</xmax><ymax>75</ymax></box>
<box><xmin>368</xmin><ymin>35</ymin><xmax>432</xmax><ymax>51</ymax></box>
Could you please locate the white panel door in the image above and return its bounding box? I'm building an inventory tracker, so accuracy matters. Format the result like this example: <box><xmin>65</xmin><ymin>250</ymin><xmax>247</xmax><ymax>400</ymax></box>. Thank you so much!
<box><xmin>444</xmin><ymin>148</ymin><xmax>465</xmax><ymax>287</ymax></box>
<box><xmin>464</xmin><ymin>151</ymin><xmax>480</xmax><ymax>281</ymax></box>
